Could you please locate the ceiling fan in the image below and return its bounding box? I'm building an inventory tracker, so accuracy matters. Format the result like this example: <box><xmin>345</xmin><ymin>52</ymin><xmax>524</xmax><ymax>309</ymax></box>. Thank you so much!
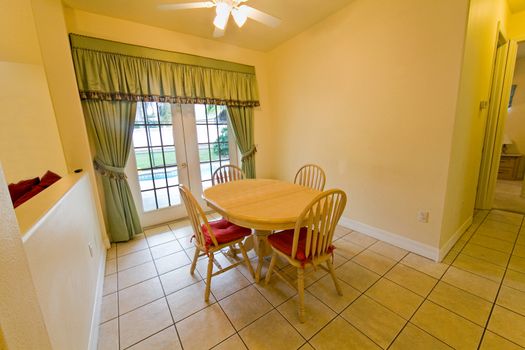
<box><xmin>159</xmin><ymin>0</ymin><xmax>282</xmax><ymax>37</ymax></box>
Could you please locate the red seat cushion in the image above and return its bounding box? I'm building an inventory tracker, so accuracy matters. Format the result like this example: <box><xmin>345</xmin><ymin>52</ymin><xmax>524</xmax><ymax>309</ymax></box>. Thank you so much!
<box><xmin>39</xmin><ymin>170</ymin><xmax>61</xmax><ymax>188</ymax></box>
<box><xmin>268</xmin><ymin>228</ymin><xmax>335</xmax><ymax>263</ymax></box>
<box><xmin>13</xmin><ymin>185</ymin><xmax>45</xmax><ymax>208</ymax></box>
<box><xmin>8</xmin><ymin>177</ymin><xmax>40</xmax><ymax>203</ymax></box>
<box><xmin>202</xmin><ymin>219</ymin><xmax>251</xmax><ymax>248</ymax></box>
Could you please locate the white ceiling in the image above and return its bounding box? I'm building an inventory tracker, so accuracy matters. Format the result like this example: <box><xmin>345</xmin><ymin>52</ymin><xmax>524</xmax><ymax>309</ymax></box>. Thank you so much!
<box><xmin>62</xmin><ymin>0</ymin><xmax>355</xmax><ymax>51</ymax></box>
<box><xmin>508</xmin><ymin>0</ymin><xmax>525</xmax><ymax>13</ymax></box>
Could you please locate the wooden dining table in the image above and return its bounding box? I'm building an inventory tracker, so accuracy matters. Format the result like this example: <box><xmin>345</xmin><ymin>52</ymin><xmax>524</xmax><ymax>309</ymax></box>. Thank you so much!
<box><xmin>202</xmin><ymin>179</ymin><xmax>321</xmax><ymax>282</ymax></box>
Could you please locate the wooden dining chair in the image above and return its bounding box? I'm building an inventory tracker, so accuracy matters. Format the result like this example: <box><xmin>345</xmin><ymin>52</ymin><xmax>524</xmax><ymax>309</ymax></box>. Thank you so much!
<box><xmin>265</xmin><ymin>189</ymin><xmax>347</xmax><ymax>322</ymax></box>
<box><xmin>212</xmin><ymin>164</ymin><xmax>245</xmax><ymax>186</ymax></box>
<box><xmin>178</xmin><ymin>185</ymin><xmax>255</xmax><ymax>301</ymax></box>
<box><xmin>294</xmin><ymin>164</ymin><xmax>326</xmax><ymax>191</ymax></box>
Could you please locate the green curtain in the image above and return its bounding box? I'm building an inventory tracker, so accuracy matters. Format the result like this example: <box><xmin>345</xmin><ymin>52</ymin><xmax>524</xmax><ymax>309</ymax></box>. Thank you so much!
<box><xmin>83</xmin><ymin>100</ymin><xmax>142</xmax><ymax>242</ymax></box>
<box><xmin>228</xmin><ymin>106</ymin><xmax>256</xmax><ymax>178</ymax></box>
<box><xmin>70</xmin><ymin>34</ymin><xmax>260</xmax><ymax>108</ymax></box>
<box><xmin>70</xmin><ymin>34</ymin><xmax>260</xmax><ymax>241</ymax></box>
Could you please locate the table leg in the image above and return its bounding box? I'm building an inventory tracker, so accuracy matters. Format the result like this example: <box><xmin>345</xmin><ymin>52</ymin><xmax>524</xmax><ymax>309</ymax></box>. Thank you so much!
<box><xmin>253</xmin><ymin>230</ymin><xmax>272</xmax><ymax>282</ymax></box>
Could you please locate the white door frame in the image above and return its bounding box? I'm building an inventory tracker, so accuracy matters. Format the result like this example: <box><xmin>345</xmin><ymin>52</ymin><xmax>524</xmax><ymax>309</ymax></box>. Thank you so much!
<box><xmin>127</xmin><ymin>103</ymin><xmax>240</xmax><ymax>228</ymax></box>
<box><xmin>126</xmin><ymin>103</ymin><xmax>191</xmax><ymax>228</ymax></box>
<box><xmin>476</xmin><ymin>32</ymin><xmax>519</xmax><ymax>209</ymax></box>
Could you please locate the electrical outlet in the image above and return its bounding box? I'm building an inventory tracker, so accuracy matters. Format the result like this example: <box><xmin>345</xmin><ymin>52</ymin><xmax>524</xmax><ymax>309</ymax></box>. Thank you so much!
<box><xmin>417</xmin><ymin>211</ymin><xmax>429</xmax><ymax>223</ymax></box>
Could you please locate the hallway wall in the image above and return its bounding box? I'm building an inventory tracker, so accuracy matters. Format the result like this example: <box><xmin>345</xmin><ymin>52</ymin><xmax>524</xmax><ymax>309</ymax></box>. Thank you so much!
<box><xmin>440</xmin><ymin>0</ymin><xmax>510</xmax><ymax>251</ymax></box>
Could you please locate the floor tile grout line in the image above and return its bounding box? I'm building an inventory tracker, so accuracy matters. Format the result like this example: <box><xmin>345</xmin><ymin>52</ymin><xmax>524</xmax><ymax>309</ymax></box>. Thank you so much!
<box><xmin>110</xmin><ymin>220</ymin><xmax>447</xmax><ymax>349</ymax></box>
<box><xmin>111</xmin><ymin>223</ymin><xmax>298</xmax><ymax>349</ymax></box>
<box><xmin>385</xmin><ymin>210</ymin><xmax>492</xmax><ymax>349</ymax></box>
<box><xmin>144</xmin><ymin>244</ymin><xmax>185</xmax><ymax>350</ymax></box>
<box><xmin>115</xmin><ymin>244</ymin><xmax>122</xmax><ymax>350</ymax></box>
<box><xmin>450</xmin><ymin>262</ymin><xmax>506</xmax><ymax>287</ymax></box>
<box><xmin>476</xmin><ymin>210</ymin><xmax>525</xmax><ymax>349</ymax></box>
<box><xmin>423</xmin><ymin>212</ymin><xmax>492</xmax><ymax>342</ymax></box>
<box><xmin>291</xmin><ymin>244</ymin><xmax>441</xmax><ymax>348</ymax></box>
<box><xmin>104</xmin><ymin>214</ymin><xmax>525</xmax><ymax>350</ymax></box>
<box><xmin>430</xmin><ymin>209</ymin><xmax>521</xmax><ymax>348</ymax></box>
<box><xmin>120</xmin><ymin>324</ymin><xmax>174</xmax><ymax>350</ymax></box>
<box><xmin>467</xmin><ymin>238</ymin><xmax>516</xmax><ymax>255</ymax></box>
<box><xmin>304</xmin><ymin>252</ymin><xmax>408</xmax><ymax>349</ymax></box>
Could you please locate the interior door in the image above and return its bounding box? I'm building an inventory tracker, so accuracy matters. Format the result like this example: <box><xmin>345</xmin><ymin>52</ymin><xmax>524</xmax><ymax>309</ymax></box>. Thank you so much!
<box><xmin>476</xmin><ymin>38</ymin><xmax>518</xmax><ymax>209</ymax></box>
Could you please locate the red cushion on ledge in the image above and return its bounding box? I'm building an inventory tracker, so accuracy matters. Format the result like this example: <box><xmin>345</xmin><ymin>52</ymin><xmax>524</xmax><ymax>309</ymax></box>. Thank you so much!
<box><xmin>8</xmin><ymin>177</ymin><xmax>40</xmax><ymax>203</ymax></box>
<box><xmin>39</xmin><ymin>170</ymin><xmax>61</xmax><ymax>188</ymax></box>
<box><xmin>268</xmin><ymin>228</ymin><xmax>335</xmax><ymax>263</ymax></box>
<box><xmin>13</xmin><ymin>185</ymin><xmax>45</xmax><ymax>208</ymax></box>
<box><xmin>202</xmin><ymin>219</ymin><xmax>251</xmax><ymax>248</ymax></box>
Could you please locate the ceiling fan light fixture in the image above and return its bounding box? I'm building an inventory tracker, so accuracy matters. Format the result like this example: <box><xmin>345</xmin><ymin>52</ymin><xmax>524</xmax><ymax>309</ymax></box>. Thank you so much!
<box><xmin>213</xmin><ymin>1</ymin><xmax>231</xmax><ymax>30</ymax></box>
<box><xmin>232</xmin><ymin>7</ymin><xmax>247</xmax><ymax>27</ymax></box>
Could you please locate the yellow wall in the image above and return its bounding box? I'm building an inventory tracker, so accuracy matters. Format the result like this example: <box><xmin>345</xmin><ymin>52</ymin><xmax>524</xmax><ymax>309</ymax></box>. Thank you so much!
<box><xmin>0</xmin><ymin>0</ymin><xmax>67</xmax><ymax>183</ymax></box>
<box><xmin>267</xmin><ymin>0</ymin><xmax>469</xmax><ymax>251</ymax></box>
<box><xmin>440</xmin><ymin>0</ymin><xmax>510</xmax><ymax>249</ymax></box>
<box><xmin>505</xmin><ymin>57</ymin><xmax>525</xmax><ymax>154</ymax></box>
<box><xmin>509</xmin><ymin>10</ymin><xmax>525</xmax><ymax>39</ymax></box>
<box><xmin>63</xmin><ymin>8</ymin><xmax>276</xmax><ymax>179</ymax></box>
<box><xmin>0</xmin><ymin>62</ymin><xmax>67</xmax><ymax>183</ymax></box>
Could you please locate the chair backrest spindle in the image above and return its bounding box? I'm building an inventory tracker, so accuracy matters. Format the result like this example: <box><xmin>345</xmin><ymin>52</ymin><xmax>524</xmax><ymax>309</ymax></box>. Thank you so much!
<box><xmin>178</xmin><ymin>185</ymin><xmax>218</xmax><ymax>248</ymax></box>
<box><xmin>294</xmin><ymin>164</ymin><xmax>326</xmax><ymax>191</ymax></box>
<box><xmin>212</xmin><ymin>165</ymin><xmax>245</xmax><ymax>186</ymax></box>
<box><xmin>291</xmin><ymin>189</ymin><xmax>346</xmax><ymax>262</ymax></box>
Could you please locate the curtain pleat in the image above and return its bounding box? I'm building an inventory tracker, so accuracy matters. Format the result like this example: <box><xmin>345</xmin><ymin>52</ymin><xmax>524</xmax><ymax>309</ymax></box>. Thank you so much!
<box><xmin>83</xmin><ymin>100</ymin><xmax>142</xmax><ymax>242</ymax></box>
<box><xmin>227</xmin><ymin>106</ymin><xmax>256</xmax><ymax>178</ymax></box>
<box><xmin>71</xmin><ymin>35</ymin><xmax>260</xmax><ymax>242</ymax></box>
<box><xmin>71</xmin><ymin>47</ymin><xmax>260</xmax><ymax>107</ymax></box>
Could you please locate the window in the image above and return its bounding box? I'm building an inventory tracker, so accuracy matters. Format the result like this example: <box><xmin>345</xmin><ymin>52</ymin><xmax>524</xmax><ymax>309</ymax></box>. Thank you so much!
<box><xmin>132</xmin><ymin>102</ymin><xmax>181</xmax><ymax>211</ymax></box>
<box><xmin>130</xmin><ymin>102</ymin><xmax>237</xmax><ymax>214</ymax></box>
<box><xmin>195</xmin><ymin>104</ymin><xmax>233</xmax><ymax>189</ymax></box>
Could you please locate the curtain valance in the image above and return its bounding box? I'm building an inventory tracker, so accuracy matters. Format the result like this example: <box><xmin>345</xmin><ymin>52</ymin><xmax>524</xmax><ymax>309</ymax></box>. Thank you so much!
<box><xmin>70</xmin><ymin>34</ymin><xmax>260</xmax><ymax>107</ymax></box>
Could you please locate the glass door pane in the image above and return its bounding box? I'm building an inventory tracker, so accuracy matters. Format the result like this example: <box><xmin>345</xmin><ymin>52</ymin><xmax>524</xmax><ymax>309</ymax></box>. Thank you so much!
<box><xmin>194</xmin><ymin>104</ymin><xmax>235</xmax><ymax>190</ymax></box>
<box><xmin>126</xmin><ymin>102</ymin><xmax>189</xmax><ymax>227</ymax></box>
<box><xmin>125</xmin><ymin>102</ymin><xmax>239</xmax><ymax>228</ymax></box>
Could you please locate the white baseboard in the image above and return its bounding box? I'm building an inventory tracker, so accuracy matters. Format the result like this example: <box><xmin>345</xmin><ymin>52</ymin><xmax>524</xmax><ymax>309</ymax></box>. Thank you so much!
<box><xmin>339</xmin><ymin>216</ymin><xmax>474</xmax><ymax>262</ymax></box>
<box><xmin>438</xmin><ymin>216</ymin><xmax>473</xmax><ymax>261</ymax></box>
<box><xmin>88</xmin><ymin>249</ymin><xmax>106</xmax><ymax>350</ymax></box>
<box><xmin>339</xmin><ymin>217</ymin><xmax>440</xmax><ymax>261</ymax></box>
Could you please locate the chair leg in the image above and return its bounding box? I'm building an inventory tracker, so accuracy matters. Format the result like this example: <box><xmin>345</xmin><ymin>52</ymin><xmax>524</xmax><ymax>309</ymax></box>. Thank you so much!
<box><xmin>265</xmin><ymin>251</ymin><xmax>277</xmax><ymax>285</ymax></box>
<box><xmin>327</xmin><ymin>259</ymin><xmax>343</xmax><ymax>296</ymax></box>
<box><xmin>190</xmin><ymin>248</ymin><xmax>199</xmax><ymax>276</ymax></box>
<box><xmin>205</xmin><ymin>252</ymin><xmax>214</xmax><ymax>302</ymax></box>
<box><xmin>239</xmin><ymin>242</ymin><xmax>255</xmax><ymax>278</ymax></box>
<box><xmin>297</xmin><ymin>268</ymin><xmax>305</xmax><ymax>323</ymax></box>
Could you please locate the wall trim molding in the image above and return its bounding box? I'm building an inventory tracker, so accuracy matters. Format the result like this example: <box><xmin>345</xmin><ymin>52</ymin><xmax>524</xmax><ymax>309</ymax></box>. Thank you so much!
<box><xmin>438</xmin><ymin>216</ymin><xmax>473</xmax><ymax>261</ymax></box>
<box><xmin>88</xmin><ymin>250</ymin><xmax>106</xmax><ymax>350</ymax></box>
<box><xmin>338</xmin><ymin>217</ymin><xmax>440</xmax><ymax>261</ymax></box>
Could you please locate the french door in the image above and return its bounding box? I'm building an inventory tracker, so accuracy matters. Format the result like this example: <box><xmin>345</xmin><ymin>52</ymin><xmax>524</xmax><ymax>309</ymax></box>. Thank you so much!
<box><xmin>126</xmin><ymin>102</ymin><xmax>238</xmax><ymax>227</ymax></box>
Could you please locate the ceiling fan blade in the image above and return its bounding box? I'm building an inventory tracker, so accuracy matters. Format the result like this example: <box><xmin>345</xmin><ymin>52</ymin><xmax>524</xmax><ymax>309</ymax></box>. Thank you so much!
<box><xmin>158</xmin><ymin>2</ymin><xmax>215</xmax><ymax>10</ymax></box>
<box><xmin>240</xmin><ymin>5</ymin><xmax>281</xmax><ymax>28</ymax></box>
<box><xmin>213</xmin><ymin>27</ymin><xmax>225</xmax><ymax>38</ymax></box>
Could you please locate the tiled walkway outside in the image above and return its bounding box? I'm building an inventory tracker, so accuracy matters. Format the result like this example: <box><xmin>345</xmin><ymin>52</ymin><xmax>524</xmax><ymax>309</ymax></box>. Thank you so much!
<box><xmin>98</xmin><ymin>210</ymin><xmax>525</xmax><ymax>349</ymax></box>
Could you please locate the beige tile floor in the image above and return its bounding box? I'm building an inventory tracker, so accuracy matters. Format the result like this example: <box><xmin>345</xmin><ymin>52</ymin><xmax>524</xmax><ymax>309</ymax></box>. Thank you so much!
<box><xmin>98</xmin><ymin>210</ymin><xmax>525</xmax><ymax>350</ymax></box>
<box><xmin>493</xmin><ymin>179</ymin><xmax>525</xmax><ymax>214</ymax></box>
